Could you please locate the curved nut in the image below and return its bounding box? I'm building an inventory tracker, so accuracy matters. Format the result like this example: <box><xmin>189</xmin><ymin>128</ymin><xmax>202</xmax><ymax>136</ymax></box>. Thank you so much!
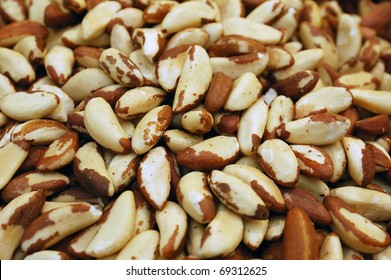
<box><xmin>0</xmin><ymin>20</ymin><xmax>48</xmax><ymax>48</ymax></box>
<box><xmin>13</xmin><ymin>35</ymin><xmax>46</xmax><ymax>66</ymax></box>
<box><xmin>162</xmin><ymin>129</ymin><xmax>203</xmax><ymax>154</ymax></box>
<box><xmin>116</xmin><ymin>230</ymin><xmax>160</xmax><ymax>260</ymax></box>
<box><xmin>264</xmin><ymin>95</ymin><xmax>294</xmax><ymax>140</ymax></box>
<box><xmin>0</xmin><ymin>47</ymin><xmax>35</xmax><ymax>86</ymax></box>
<box><xmin>24</xmin><ymin>250</ymin><xmax>70</xmax><ymax>260</ymax></box>
<box><xmin>243</xmin><ymin>218</ymin><xmax>268</xmax><ymax>251</ymax></box>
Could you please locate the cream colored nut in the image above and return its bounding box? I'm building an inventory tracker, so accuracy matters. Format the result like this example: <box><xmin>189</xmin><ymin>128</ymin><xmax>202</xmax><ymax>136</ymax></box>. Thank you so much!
<box><xmin>294</xmin><ymin>87</ymin><xmax>352</xmax><ymax>119</ymax></box>
<box><xmin>0</xmin><ymin>110</ymin><xmax>9</xmax><ymax>127</ymax></box>
<box><xmin>243</xmin><ymin>218</ymin><xmax>268</xmax><ymax>251</ymax></box>
<box><xmin>40</xmin><ymin>201</ymin><xmax>93</xmax><ymax>214</ymax></box>
<box><xmin>73</xmin><ymin>142</ymin><xmax>115</xmax><ymax>197</ymax></box>
<box><xmin>201</xmin><ymin>22</ymin><xmax>224</xmax><ymax>49</ymax></box>
<box><xmin>272</xmin><ymin>49</ymin><xmax>324</xmax><ymax>81</ymax></box>
<box><xmin>156</xmin><ymin>45</ymin><xmax>191</xmax><ymax>92</ymax></box>
<box><xmin>336</xmin><ymin>13</ymin><xmax>362</xmax><ymax>67</ymax></box>
<box><xmin>222</xmin><ymin>17</ymin><xmax>282</xmax><ymax>45</ymax></box>
<box><xmin>223</xmin><ymin>164</ymin><xmax>285</xmax><ymax>213</ymax></box>
<box><xmin>265</xmin><ymin>214</ymin><xmax>285</xmax><ymax>241</ymax></box>
<box><xmin>343</xmin><ymin>246</ymin><xmax>364</xmax><ymax>260</ymax></box>
<box><xmin>301</xmin><ymin>0</ymin><xmax>322</xmax><ymax>27</ymax></box>
<box><xmin>208</xmin><ymin>170</ymin><xmax>269</xmax><ymax>220</ymax></box>
<box><xmin>161</xmin><ymin>1</ymin><xmax>215</xmax><ymax>34</ymax></box>
<box><xmin>142</xmin><ymin>1</ymin><xmax>178</xmax><ymax>24</ymax></box>
<box><xmin>367</xmin><ymin>142</ymin><xmax>391</xmax><ymax>172</ymax></box>
<box><xmin>108</xmin><ymin>7</ymin><xmax>144</xmax><ymax>32</ymax></box>
<box><xmin>107</xmin><ymin>152</ymin><xmax>139</xmax><ymax>193</ymax></box>
<box><xmin>181</xmin><ymin>107</ymin><xmax>213</xmax><ymax>135</ymax></box>
<box><xmin>0</xmin><ymin>0</ymin><xmax>27</xmax><ymax>22</ymax></box>
<box><xmin>266</xmin><ymin>46</ymin><xmax>294</xmax><ymax>71</ymax></box>
<box><xmin>110</xmin><ymin>24</ymin><xmax>133</xmax><ymax>57</ymax></box>
<box><xmin>28</xmin><ymin>76</ymin><xmax>55</xmax><ymax>91</ymax></box>
<box><xmin>324</xmin><ymin>196</ymin><xmax>391</xmax><ymax>254</ymax></box>
<box><xmin>283</xmin><ymin>41</ymin><xmax>303</xmax><ymax>54</ymax></box>
<box><xmin>299</xmin><ymin>22</ymin><xmax>338</xmax><ymax>69</ymax></box>
<box><xmin>256</xmin><ymin>139</ymin><xmax>299</xmax><ymax>187</ymax></box>
<box><xmin>131</xmin><ymin>105</ymin><xmax>172</xmax><ymax>155</ymax></box>
<box><xmin>99</xmin><ymin>47</ymin><xmax>144</xmax><ymax>88</ymax></box>
<box><xmin>330</xmin><ymin>187</ymin><xmax>391</xmax><ymax>222</ymax></box>
<box><xmin>162</xmin><ymin>129</ymin><xmax>203</xmax><ymax>154</ymax></box>
<box><xmin>44</xmin><ymin>46</ymin><xmax>74</xmax><ymax>86</ymax></box>
<box><xmin>21</xmin><ymin>203</ymin><xmax>102</xmax><ymax>255</ymax></box>
<box><xmin>28</xmin><ymin>0</ymin><xmax>51</xmax><ymax>24</ymax></box>
<box><xmin>321</xmin><ymin>141</ymin><xmax>347</xmax><ymax>183</ymax></box>
<box><xmin>84</xmin><ymin>97</ymin><xmax>131</xmax><ymax>154</ymax></box>
<box><xmin>0</xmin><ymin>191</ymin><xmax>45</xmax><ymax>260</ymax></box>
<box><xmin>0</xmin><ymin>91</ymin><xmax>59</xmax><ymax>122</ymax></box>
<box><xmin>210</xmin><ymin>52</ymin><xmax>269</xmax><ymax>80</ymax></box>
<box><xmin>0</xmin><ymin>73</ymin><xmax>15</xmax><ymax>99</ymax></box>
<box><xmin>208</xmin><ymin>34</ymin><xmax>266</xmax><ymax>58</ymax></box>
<box><xmin>11</xmin><ymin>119</ymin><xmax>68</xmax><ymax>146</ymax></box>
<box><xmin>115</xmin><ymin>86</ymin><xmax>166</xmax><ymax>120</ymax></box>
<box><xmin>176</xmin><ymin>135</ymin><xmax>239</xmax><ymax>171</ymax></box>
<box><xmin>155</xmin><ymin>201</ymin><xmax>187</xmax><ymax>259</ymax></box>
<box><xmin>237</xmin><ymin>98</ymin><xmax>268</xmax><ymax>156</ymax></box>
<box><xmin>86</xmin><ymin>190</ymin><xmax>136</xmax><ymax>258</ymax></box>
<box><xmin>1</xmin><ymin>171</ymin><xmax>70</xmax><ymax>203</ymax></box>
<box><xmin>81</xmin><ymin>1</ymin><xmax>121</xmax><ymax>40</ymax></box>
<box><xmin>116</xmin><ymin>230</ymin><xmax>160</xmax><ymax>260</ymax></box>
<box><xmin>350</xmin><ymin>89</ymin><xmax>391</xmax><ymax>114</ymax></box>
<box><xmin>294</xmin><ymin>175</ymin><xmax>330</xmax><ymax>202</ymax></box>
<box><xmin>264</xmin><ymin>95</ymin><xmax>294</xmax><ymax>140</ymax></box>
<box><xmin>173</xmin><ymin>45</ymin><xmax>213</xmax><ymax>113</ymax></box>
<box><xmin>73</xmin><ymin>46</ymin><xmax>102</xmax><ymax>69</ymax></box>
<box><xmin>246</xmin><ymin>0</ymin><xmax>285</xmax><ymax>24</ymax></box>
<box><xmin>341</xmin><ymin>136</ymin><xmax>375</xmax><ymax>187</ymax></box>
<box><xmin>61</xmin><ymin>24</ymin><xmax>110</xmax><ymax>48</ymax></box>
<box><xmin>132</xmin><ymin>28</ymin><xmax>166</xmax><ymax>63</ymax></box>
<box><xmin>199</xmin><ymin>204</ymin><xmax>243</xmax><ymax>259</ymax></box>
<box><xmin>13</xmin><ymin>35</ymin><xmax>46</xmax><ymax>66</ymax></box>
<box><xmin>373</xmin><ymin>245</ymin><xmax>391</xmax><ymax>260</ymax></box>
<box><xmin>129</xmin><ymin>49</ymin><xmax>159</xmax><ymax>87</ymax></box>
<box><xmin>24</xmin><ymin>250</ymin><xmax>69</xmax><ymax>260</ymax></box>
<box><xmin>177</xmin><ymin>171</ymin><xmax>215</xmax><ymax>224</ymax></box>
<box><xmin>335</xmin><ymin>71</ymin><xmax>380</xmax><ymax>90</ymax></box>
<box><xmin>67</xmin><ymin>221</ymin><xmax>101</xmax><ymax>259</ymax></box>
<box><xmin>62</xmin><ymin>68</ymin><xmax>115</xmax><ymax>103</ymax></box>
<box><xmin>271</xmin><ymin>5</ymin><xmax>300</xmax><ymax>43</ymax></box>
<box><xmin>224</xmin><ymin>72</ymin><xmax>261</xmax><ymax>111</ymax></box>
<box><xmin>32</xmin><ymin>84</ymin><xmax>75</xmax><ymax>123</ymax></box>
<box><xmin>0</xmin><ymin>47</ymin><xmax>35</xmax><ymax>86</ymax></box>
<box><xmin>0</xmin><ymin>20</ymin><xmax>48</xmax><ymax>48</ymax></box>
<box><xmin>276</xmin><ymin>113</ymin><xmax>351</xmax><ymax>145</ymax></box>
<box><xmin>36</xmin><ymin>130</ymin><xmax>79</xmax><ymax>172</ymax></box>
<box><xmin>133</xmin><ymin>190</ymin><xmax>155</xmax><ymax>235</ymax></box>
<box><xmin>137</xmin><ymin>146</ymin><xmax>171</xmax><ymax>210</ymax></box>
<box><xmin>290</xmin><ymin>144</ymin><xmax>334</xmax><ymax>181</ymax></box>
<box><xmin>51</xmin><ymin>187</ymin><xmax>104</xmax><ymax>208</ymax></box>
<box><xmin>166</xmin><ymin>28</ymin><xmax>210</xmax><ymax>50</ymax></box>
<box><xmin>319</xmin><ymin>232</ymin><xmax>343</xmax><ymax>260</ymax></box>
<box><xmin>185</xmin><ymin>218</ymin><xmax>205</xmax><ymax>258</ymax></box>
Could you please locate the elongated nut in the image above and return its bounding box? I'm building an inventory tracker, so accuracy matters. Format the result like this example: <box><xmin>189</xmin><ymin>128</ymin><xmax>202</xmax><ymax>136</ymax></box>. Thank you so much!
<box><xmin>155</xmin><ymin>201</ymin><xmax>187</xmax><ymax>259</ymax></box>
<box><xmin>0</xmin><ymin>141</ymin><xmax>29</xmax><ymax>190</ymax></box>
<box><xmin>176</xmin><ymin>171</ymin><xmax>215</xmax><ymax>224</ymax></box>
<box><xmin>319</xmin><ymin>232</ymin><xmax>343</xmax><ymax>260</ymax></box>
<box><xmin>24</xmin><ymin>250</ymin><xmax>69</xmax><ymax>260</ymax></box>
<box><xmin>208</xmin><ymin>170</ymin><xmax>268</xmax><ymax>219</ymax></box>
<box><xmin>73</xmin><ymin>142</ymin><xmax>115</xmax><ymax>197</ymax></box>
<box><xmin>20</xmin><ymin>203</ymin><xmax>102</xmax><ymax>255</ymax></box>
<box><xmin>355</xmin><ymin>114</ymin><xmax>390</xmax><ymax>135</ymax></box>
<box><xmin>162</xmin><ymin>129</ymin><xmax>203</xmax><ymax>154</ymax></box>
<box><xmin>99</xmin><ymin>48</ymin><xmax>144</xmax><ymax>88</ymax></box>
<box><xmin>176</xmin><ymin>136</ymin><xmax>239</xmax><ymax>171</ymax></box>
<box><xmin>324</xmin><ymin>196</ymin><xmax>391</xmax><ymax>254</ymax></box>
<box><xmin>11</xmin><ymin>119</ymin><xmax>68</xmax><ymax>146</ymax></box>
<box><xmin>321</xmin><ymin>141</ymin><xmax>347</xmax><ymax>183</ymax></box>
<box><xmin>173</xmin><ymin>45</ymin><xmax>213</xmax><ymax>113</ymax></box>
<box><xmin>264</xmin><ymin>95</ymin><xmax>294</xmax><ymax>140</ymax></box>
<box><xmin>13</xmin><ymin>35</ymin><xmax>46</xmax><ymax>67</ymax></box>
<box><xmin>200</xmin><ymin>204</ymin><xmax>243</xmax><ymax>259</ymax></box>
<box><xmin>116</xmin><ymin>230</ymin><xmax>160</xmax><ymax>260</ymax></box>
<box><xmin>256</xmin><ymin>139</ymin><xmax>299</xmax><ymax>187</ymax></box>
<box><xmin>341</xmin><ymin>136</ymin><xmax>375</xmax><ymax>187</ymax></box>
<box><xmin>223</xmin><ymin>164</ymin><xmax>285</xmax><ymax>213</ymax></box>
<box><xmin>294</xmin><ymin>175</ymin><xmax>330</xmax><ymax>202</ymax></box>
<box><xmin>277</xmin><ymin>113</ymin><xmax>350</xmax><ymax>145</ymax></box>
<box><xmin>86</xmin><ymin>190</ymin><xmax>136</xmax><ymax>258</ymax></box>
<box><xmin>243</xmin><ymin>218</ymin><xmax>269</xmax><ymax>251</ymax></box>
<box><xmin>84</xmin><ymin>97</ymin><xmax>131</xmax><ymax>154</ymax></box>
<box><xmin>283</xmin><ymin>207</ymin><xmax>319</xmax><ymax>260</ymax></box>
<box><xmin>0</xmin><ymin>20</ymin><xmax>48</xmax><ymax>48</ymax></box>
<box><xmin>330</xmin><ymin>187</ymin><xmax>391</xmax><ymax>222</ymax></box>
<box><xmin>350</xmin><ymin>89</ymin><xmax>391</xmax><ymax>115</ymax></box>
<box><xmin>1</xmin><ymin>171</ymin><xmax>70</xmax><ymax>203</ymax></box>
<box><xmin>36</xmin><ymin>130</ymin><xmax>79</xmax><ymax>172</ymax></box>
<box><xmin>0</xmin><ymin>47</ymin><xmax>35</xmax><ymax>86</ymax></box>
<box><xmin>0</xmin><ymin>191</ymin><xmax>45</xmax><ymax>260</ymax></box>
<box><xmin>107</xmin><ymin>152</ymin><xmax>139</xmax><ymax>193</ymax></box>
<box><xmin>204</xmin><ymin>72</ymin><xmax>233</xmax><ymax>113</ymax></box>
<box><xmin>137</xmin><ymin>147</ymin><xmax>171</xmax><ymax>210</ymax></box>
<box><xmin>281</xmin><ymin>188</ymin><xmax>331</xmax><ymax>226</ymax></box>
<box><xmin>0</xmin><ymin>91</ymin><xmax>59</xmax><ymax>122</ymax></box>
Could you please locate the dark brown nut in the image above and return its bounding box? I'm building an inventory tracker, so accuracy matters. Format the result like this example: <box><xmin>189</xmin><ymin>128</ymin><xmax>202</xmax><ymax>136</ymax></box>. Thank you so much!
<box><xmin>281</xmin><ymin>188</ymin><xmax>331</xmax><ymax>226</ymax></box>
<box><xmin>204</xmin><ymin>72</ymin><xmax>234</xmax><ymax>113</ymax></box>
<box><xmin>212</xmin><ymin>112</ymin><xmax>239</xmax><ymax>136</ymax></box>
<box><xmin>0</xmin><ymin>20</ymin><xmax>48</xmax><ymax>48</ymax></box>
<box><xmin>341</xmin><ymin>106</ymin><xmax>360</xmax><ymax>135</ymax></box>
<box><xmin>283</xmin><ymin>207</ymin><xmax>319</xmax><ymax>260</ymax></box>
<box><xmin>366</xmin><ymin>142</ymin><xmax>391</xmax><ymax>172</ymax></box>
<box><xmin>142</xmin><ymin>1</ymin><xmax>178</xmax><ymax>24</ymax></box>
<box><xmin>19</xmin><ymin>146</ymin><xmax>47</xmax><ymax>173</ymax></box>
<box><xmin>354</xmin><ymin>114</ymin><xmax>390</xmax><ymax>135</ymax></box>
<box><xmin>44</xmin><ymin>2</ymin><xmax>80</xmax><ymax>28</ymax></box>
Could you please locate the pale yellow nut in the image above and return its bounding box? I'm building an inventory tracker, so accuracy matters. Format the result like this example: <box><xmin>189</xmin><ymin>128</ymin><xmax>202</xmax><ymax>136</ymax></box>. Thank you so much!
<box><xmin>116</xmin><ymin>230</ymin><xmax>160</xmax><ymax>260</ymax></box>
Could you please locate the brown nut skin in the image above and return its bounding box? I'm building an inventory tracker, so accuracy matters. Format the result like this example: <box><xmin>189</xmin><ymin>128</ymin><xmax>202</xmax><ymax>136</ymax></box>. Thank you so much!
<box><xmin>281</xmin><ymin>188</ymin><xmax>331</xmax><ymax>226</ymax></box>
<box><xmin>283</xmin><ymin>207</ymin><xmax>319</xmax><ymax>260</ymax></box>
<box><xmin>354</xmin><ymin>114</ymin><xmax>390</xmax><ymax>135</ymax></box>
<box><xmin>204</xmin><ymin>72</ymin><xmax>233</xmax><ymax>113</ymax></box>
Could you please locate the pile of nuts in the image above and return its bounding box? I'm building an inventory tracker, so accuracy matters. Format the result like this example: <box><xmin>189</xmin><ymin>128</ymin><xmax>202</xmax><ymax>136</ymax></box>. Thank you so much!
<box><xmin>1</xmin><ymin>0</ymin><xmax>391</xmax><ymax>260</ymax></box>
